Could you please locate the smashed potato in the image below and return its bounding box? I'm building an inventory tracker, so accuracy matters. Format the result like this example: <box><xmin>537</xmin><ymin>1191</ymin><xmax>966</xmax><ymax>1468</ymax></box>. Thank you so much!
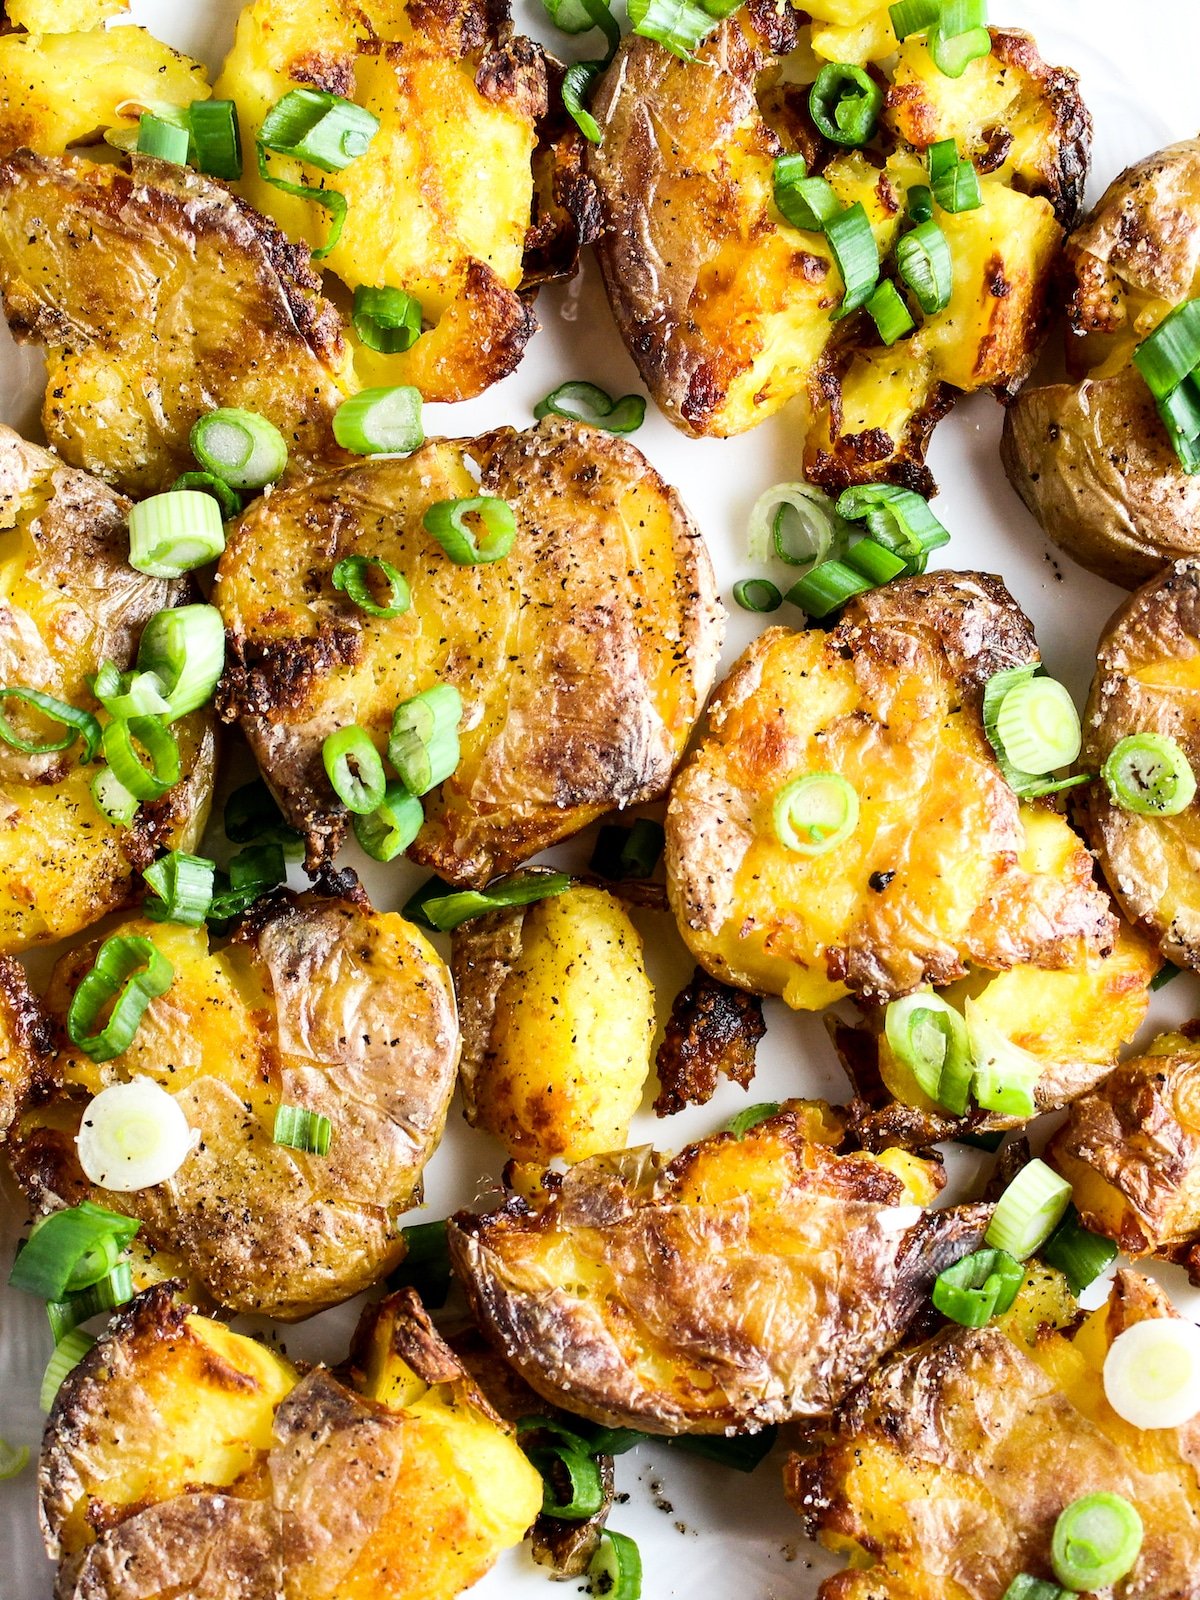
<box><xmin>6</xmin><ymin>889</ymin><xmax>460</xmax><ymax>1319</ymax></box>
<box><xmin>449</xmin><ymin>1104</ymin><xmax>987</xmax><ymax>1434</ymax></box>
<box><xmin>666</xmin><ymin>572</ymin><xmax>1115</xmax><ymax>1009</ymax></box>
<box><xmin>218</xmin><ymin>417</ymin><xmax>722</xmax><ymax>882</ymax></box>
<box><xmin>452</xmin><ymin>883</ymin><xmax>655</xmax><ymax>1163</ymax></box>
<box><xmin>42</xmin><ymin>1285</ymin><xmax>542</xmax><ymax>1599</ymax></box>
<box><xmin>792</xmin><ymin>1269</ymin><xmax>1200</xmax><ymax>1598</ymax></box>
<box><xmin>0</xmin><ymin>152</ymin><xmax>351</xmax><ymax>496</ymax></box>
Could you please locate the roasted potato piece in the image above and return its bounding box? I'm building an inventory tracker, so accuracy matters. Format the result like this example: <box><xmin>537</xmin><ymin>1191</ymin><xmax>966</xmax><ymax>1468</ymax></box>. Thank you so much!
<box><xmin>1076</xmin><ymin>559</ymin><xmax>1200</xmax><ymax>967</ymax></box>
<box><xmin>1003</xmin><ymin>138</ymin><xmax>1200</xmax><ymax>586</ymax></box>
<box><xmin>652</xmin><ymin>966</ymin><xmax>766</xmax><ymax>1117</ymax></box>
<box><xmin>449</xmin><ymin>1104</ymin><xmax>986</xmax><ymax>1435</ymax></box>
<box><xmin>588</xmin><ymin>13</ymin><xmax>1087</xmax><ymax>489</ymax></box>
<box><xmin>43</xmin><ymin>1285</ymin><xmax>542</xmax><ymax>1599</ymax></box>
<box><xmin>218</xmin><ymin>417</ymin><xmax>723</xmax><ymax>882</ymax></box>
<box><xmin>6</xmin><ymin>889</ymin><xmax>460</xmax><ymax>1318</ymax></box>
<box><xmin>0</xmin><ymin>151</ymin><xmax>351</xmax><ymax>496</ymax></box>
<box><xmin>452</xmin><ymin>882</ymin><xmax>655</xmax><ymax>1163</ymax></box>
<box><xmin>791</xmin><ymin>1269</ymin><xmax>1200</xmax><ymax>1599</ymax></box>
<box><xmin>0</xmin><ymin>427</ymin><xmax>215</xmax><ymax>952</ymax></box>
<box><xmin>666</xmin><ymin>572</ymin><xmax>1116</xmax><ymax>1009</ymax></box>
<box><xmin>0</xmin><ymin>24</ymin><xmax>207</xmax><ymax>158</ymax></box>
<box><xmin>6</xmin><ymin>0</ymin><xmax>127</xmax><ymax>28</ymax></box>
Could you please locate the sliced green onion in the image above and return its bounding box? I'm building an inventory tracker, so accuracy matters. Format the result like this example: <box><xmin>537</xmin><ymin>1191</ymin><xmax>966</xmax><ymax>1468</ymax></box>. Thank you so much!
<box><xmin>772</xmin><ymin>772</ymin><xmax>859</xmax><ymax>856</ymax></box>
<box><xmin>528</xmin><ymin>1442</ymin><xmax>605</xmax><ymax>1519</ymax></box>
<box><xmin>1051</xmin><ymin>1494</ymin><xmax>1142</xmax><ymax>1592</ymax></box>
<box><xmin>932</xmin><ymin>1247</ymin><xmax>1024</xmax><ymax>1327</ymax></box>
<box><xmin>423</xmin><ymin>496</ymin><xmax>517</xmax><ymax>565</ymax></box>
<box><xmin>826</xmin><ymin>202</ymin><xmax>880</xmax><ymax>321</ymax></box>
<box><xmin>190</xmin><ymin>408</ymin><xmax>288</xmax><ymax>491</ymax></box>
<box><xmin>353</xmin><ymin>781</ymin><xmax>423</xmax><ymax>862</ymax></box>
<box><xmin>928</xmin><ymin>138</ymin><xmax>981</xmax><ymax>212</ymax></box>
<box><xmin>1152</xmin><ymin>961</ymin><xmax>1182</xmax><ymax>991</ymax></box>
<box><xmin>1102</xmin><ymin>732</ymin><xmax>1196</xmax><ymax>816</ymax></box>
<box><xmin>47</xmin><ymin>1262</ymin><xmax>134</xmax><ymax>1345</ymax></box>
<box><xmin>1002</xmin><ymin>1576</ymin><xmax>1067</xmax><ymax>1600</ymax></box>
<box><xmin>836</xmin><ymin>482</ymin><xmax>950</xmax><ymax>570</ymax></box>
<box><xmin>627</xmin><ymin>0</ymin><xmax>717</xmax><ymax>60</ymax></box>
<box><xmin>404</xmin><ymin>871</ymin><xmax>572</xmax><ymax>933</ymax></box>
<box><xmin>128</xmin><ymin>490</ymin><xmax>226</xmax><ymax>577</ymax></box>
<box><xmin>785</xmin><ymin>560</ymin><xmax>873</xmax><ymax>617</ymax></box>
<box><xmin>982</xmin><ymin>665</ymin><xmax>1092</xmax><ymax>800</ymax></box>
<box><xmin>541</xmin><ymin>0</ymin><xmax>612</xmax><ymax>36</ymax></box>
<box><xmin>867</xmin><ymin>279</ymin><xmax>916</xmax><ymax>345</ymax></box>
<box><xmin>985</xmin><ymin>1160</ymin><xmax>1072</xmax><ymax>1261</ymax></box>
<box><xmin>747</xmin><ymin>480</ymin><xmax>850</xmax><ymax>571</ymax></box>
<box><xmin>387</xmin><ymin>1219</ymin><xmax>451</xmax><ymax>1308</ymax></box>
<box><xmin>273</xmin><ymin>1104</ymin><xmax>332</xmax><ymax>1156</ymax></box>
<box><xmin>884</xmin><ymin>990</ymin><xmax>972</xmax><ymax>1114</ymax></box>
<box><xmin>517</xmin><ymin>1416</ymin><xmax>596</xmax><ymax>1456</ymax></box>
<box><xmin>9</xmin><ymin>1202</ymin><xmax>140</xmax><ymax>1300</ymax></box>
<box><xmin>137</xmin><ymin>111</ymin><xmax>189</xmax><ymax>165</ymax></box>
<box><xmin>332</xmin><ymin>555</ymin><xmax>410</xmax><ymax>619</ymax></box>
<box><xmin>259</xmin><ymin>87</ymin><xmax>379</xmax><ymax>173</ymax></box>
<box><xmin>1156</xmin><ymin>376</ymin><xmax>1200</xmax><ymax>473</ymax></box>
<box><xmin>67</xmin><ymin>935</ymin><xmax>174</xmax><ymax>1063</ymax></box>
<box><xmin>388</xmin><ymin>684</ymin><xmax>462</xmax><ymax>796</ymax></box>
<box><xmin>77</xmin><ymin>1074</ymin><xmax>192</xmax><ymax>1192</ymax></box>
<box><xmin>188</xmin><ymin>99</ymin><xmax>243</xmax><ymax>180</ymax></box>
<box><xmin>0</xmin><ymin>1439</ymin><xmax>29</xmax><ymax>1480</ymax></box>
<box><xmin>333</xmin><ymin>386</ymin><xmax>424</xmax><ymax>455</ymax></box>
<box><xmin>588</xmin><ymin>1531</ymin><xmax>642</xmax><ymax>1600</ymax></box>
<box><xmin>91</xmin><ymin>662</ymin><xmax>170</xmax><ymax>722</ymax></box>
<box><xmin>929</xmin><ymin>0</ymin><xmax>990</xmax><ymax>77</ymax></box>
<box><xmin>143</xmin><ymin>851</ymin><xmax>215</xmax><ymax>926</ymax></box>
<box><xmin>102</xmin><ymin>715</ymin><xmax>180</xmax><ymax>802</ymax></box>
<box><xmin>563</xmin><ymin>60</ymin><xmax>604</xmax><ymax>145</ymax></box>
<box><xmin>255</xmin><ymin>141</ymin><xmax>348</xmax><ymax>260</ymax></box>
<box><xmin>136</xmin><ymin>604</ymin><xmax>226</xmax><ymax>721</ymax></box>
<box><xmin>1039</xmin><ymin>1205</ymin><xmax>1117</xmax><ymax>1297</ymax></box>
<box><xmin>843</xmin><ymin>537</ymin><xmax>908</xmax><ymax>584</ymax></box>
<box><xmin>1103</xmin><ymin>1315</ymin><xmax>1200</xmax><ymax>1430</ymax></box>
<box><xmin>207</xmin><ymin>842</ymin><xmax>287</xmax><ymax>922</ymax></box>
<box><xmin>92</xmin><ymin>766</ymin><xmax>139</xmax><ymax>828</ymax></box>
<box><xmin>668</xmin><ymin>1430</ymin><xmax>777</xmax><ymax>1471</ymax></box>
<box><xmin>581</xmin><ymin>1425</ymin><xmax>647</xmax><ymax>1456</ymax></box>
<box><xmin>534</xmin><ymin>381</ymin><xmax>646</xmax><ymax>435</ymax></box>
<box><xmin>727</xmin><ymin>1102</ymin><xmax>780</xmax><ymax>1138</ymax></box>
<box><xmin>809</xmin><ymin>63</ymin><xmax>883</xmax><ymax>148</ymax></box>
<box><xmin>897</xmin><ymin>219</ymin><xmax>953</xmax><ymax>315</ymax></box>
<box><xmin>733</xmin><ymin>578</ymin><xmax>782</xmax><ymax>612</ymax></box>
<box><xmin>1133</xmin><ymin>299</ymin><xmax>1200</xmax><ymax>400</ymax></box>
<box><xmin>965</xmin><ymin>1000</ymin><xmax>1042</xmax><ymax>1119</ymax></box>
<box><xmin>773</xmin><ymin>154</ymin><xmax>841</xmax><ymax>232</ymax></box>
<box><xmin>589</xmin><ymin>818</ymin><xmax>665</xmax><ymax>880</ymax></box>
<box><xmin>170</xmin><ymin>471</ymin><xmax>242</xmax><ymax>520</ymax></box>
<box><xmin>907</xmin><ymin>183</ymin><xmax>934</xmax><ymax>223</ymax></box>
<box><xmin>323</xmin><ymin>725</ymin><xmax>386</xmax><ymax>814</ymax></box>
<box><xmin>888</xmin><ymin>0</ymin><xmax>940</xmax><ymax>38</ymax></box>
<box><xmin>41</xmin><ymin>1330</ymin><xmax>96</xmax><ymax>1413</ymax></box>
<box><xmin>993</xmin><ymin>675</ymin><xmax>1081</xmax><ymax>775</ymax></box>
<box><xmin>352</xmin><ymin>284</ymin><xmax>423</xmax><ymax>354</ymax></box>
<box><xmin>0</xmin><ymin>688</ymin><xmax>101</xmax><ymax>761</ymax></box>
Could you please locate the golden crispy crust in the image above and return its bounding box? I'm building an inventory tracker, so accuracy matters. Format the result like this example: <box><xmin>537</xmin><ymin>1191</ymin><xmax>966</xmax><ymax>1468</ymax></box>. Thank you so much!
<box><xmin>522</xmin><ymin>56</ymin><xmax>603</xmax><ymax>290</ymax></box>
<box><xmin>652</xmin><ymin>965</ymin><xmax>765</xmax><ymax>1117</ymax></box>
<box><xmin>0</xmin><ymin>952</ymin><xmax>53</xmax><ymax>1136</ymax></box>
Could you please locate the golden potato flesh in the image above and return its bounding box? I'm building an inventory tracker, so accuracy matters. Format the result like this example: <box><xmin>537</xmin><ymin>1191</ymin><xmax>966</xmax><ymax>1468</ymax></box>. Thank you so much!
<box><xmin>452</xmin><ymin>883</ymin><xmax>655</xmax><ymax>1163</ymax></box>
<box><xmin>215</xmin><ymin>0</ymin><xmax>549</xmax><ymax>403</ymax></box>
<box><xmin>0</xmin><ymin>151</ymin><xmax>351</xmax><ymax>496</ymax></box>
<box><xmin>449</xmin><ymin>1105</ymin><xmax>986</xmax><ymax>1435</ymax></box>
<box><xmin>217</xmin><ymin>417</ymin><xmax>723</xmax><ymax>883</ymax></box>
<box><xmin>791</xmin><ymin>1270</ymin><xmax>1200</xmax><ymax>1599</ymax></box>
<box><xmin>6</xmin><ymin>0</ymin><xmax>127</xmax><ymax>28</ymax></box>
<box><xmin>0</xmin><ymin>427</ymin><xmax>215</xmax><ymax>953</ymax></box>
<box><xmin>587</xmin><ymin>11</ymin><xmax>1087</xmax><ymax>488</ymax></box>
<box><xmin>7</xmin><ymin>891</ymin><xmax>460</xmax><ymax>1319</ymax></box>
<box><xmin>666</xmin><ymin>572</ymin><xmax>1116</xmax><ymax>1010</ymax></box>
<box><xmin>1077</xmin><ymin>559</ymin><xmax>1200</xmax><ymax>968</ymax></box>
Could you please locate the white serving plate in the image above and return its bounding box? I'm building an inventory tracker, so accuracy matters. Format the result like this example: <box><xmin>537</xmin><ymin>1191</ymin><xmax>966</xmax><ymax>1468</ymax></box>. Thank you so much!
<box><xmin>1</xmin><ymin>2</ymin><xmax>1199</xmax><ymax>1595</ymax></box>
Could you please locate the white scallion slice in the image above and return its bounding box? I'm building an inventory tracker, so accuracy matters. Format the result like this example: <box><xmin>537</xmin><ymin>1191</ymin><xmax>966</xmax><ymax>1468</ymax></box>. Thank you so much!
<box><xmin>136</xmin><ymin>604</ymin><xmax>226</xmax><ymax>721</ymax></box>
<box><xmin>1103</xmin><ymin>1316</ymin><xmax>1200</xmax><ymax>1430</ymax></box>
<box><xmin>994</xmin><ymin>675</ymin><xmax>1082</xmax><ymax>775</ymax></box>
<box><xmin>746</xmin><ymin>481</ymin><xmax>851</xmax><ymax>573</ymax></box>
<box><xmin>128</xmin><ymin>492</ymin><xmax>226</xmax><ymax>579</ymax></box>
<box><xmin>985</xmin><ymin>1159</ymin><xmax>1072</xmax><ymax>1260</ymax></box>
<box><xmin>76</xmin><ymin>1078</ymin><xmax>196</xmax><ymax>1193</ymax></box>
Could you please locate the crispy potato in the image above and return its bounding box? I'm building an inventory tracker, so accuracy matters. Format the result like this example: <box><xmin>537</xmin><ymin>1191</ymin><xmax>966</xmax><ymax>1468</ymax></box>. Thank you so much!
<box><xmin>44</xmin><ymin>1285</ymin><xmax>542</xmax><ymax>1599</ymax></box>
<box><xmin>0</xmin><ymin>151</ymin><xmax>351</xmax><ymax>496</ymax></box>
<box><xmin>452</xmin><ymin>882</ymin><xmax>655</xmax><ymax>1163</ymax></box>
<box><xmin>1076</xmin><ymin>559</ymin><xmax>1200</xmax><ymax>967</ymax></box>
<box><xmin>0</xmin><ymin>427</ymin><xmax>215</xmax><ymax>953</ymax></box>
<box><xmin>791</xmin><ymin>1269</ymin><xmax>1200</xmax><ymax>1599</ymax></box>
<box><xmin>652</xmin><ymin>966</ymin><xmax>765</xmax><ymax>1117</ymax></box>
<box><xmin>449</xmin><ymin>1104</ymin><xmax>987</xmax><ymax>1435</ymax></box>
<box><xmin>587</xmin><ymin>13</ymin><xmax>1087</xmax><ymax>489</ymax></box>
<box><xmin>1003</xmin><ymin>138</ymin><xmax>1200</xmax><ymax>586</ymax></box>
<box><xmin>214</xmin><ymin>0</ymin><xmax>563</xmax><ymax>403</ymax></box>
<box><xmin>6</xmin><ymin>889</ymin><xmax>460</xmax><ymax>1318</ymax></box>
<box><xmin>217</xmin><ymin>417</ymin><xmax>723</xmax><ymax>882</ymax></box>
<box><xmin>666</xmin><ymin>572</ymin><xmax>1116</xmax><ymax>1010</ymax></box>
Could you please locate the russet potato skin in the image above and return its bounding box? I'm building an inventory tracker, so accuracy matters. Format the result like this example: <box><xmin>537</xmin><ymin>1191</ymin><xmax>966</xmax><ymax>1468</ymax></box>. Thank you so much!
<box><xmin>452</xmin><ymin>884</ymin><xmax>655</xmax><ymax>1163</ymax></box>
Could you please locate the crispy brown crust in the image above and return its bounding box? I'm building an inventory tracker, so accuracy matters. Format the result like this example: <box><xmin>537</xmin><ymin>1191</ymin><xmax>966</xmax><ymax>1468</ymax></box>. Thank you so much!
<box><xmin>0</xmin><ymin>951</ymin><xmax>53</xmax><ymax>1136</ymax></box>
<box><xmin>652</xmin><ymin>966</ymin><xmax>765</xmax><ymax>1117</ymax></box>
<box><xmin>521</xmin><ymin>55</ymin><xmax>602</xmax><ymax>290</ymax></box>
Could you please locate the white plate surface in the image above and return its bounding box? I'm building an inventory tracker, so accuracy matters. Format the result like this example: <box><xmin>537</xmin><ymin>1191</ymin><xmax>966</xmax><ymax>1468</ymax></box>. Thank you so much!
<box><xmin>2</xmin><ymin>2</ymin><xmax>1200</xmax><ymax>1595</ymax></box>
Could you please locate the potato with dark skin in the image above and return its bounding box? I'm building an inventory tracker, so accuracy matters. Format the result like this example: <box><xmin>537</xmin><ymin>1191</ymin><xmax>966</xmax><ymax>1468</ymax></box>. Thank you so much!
<box><xmin>217</xmin><ymin>417</ymin><xmax>723</xmax><ymax>882</ymax></box>
<box><xmin>5</xmin><ymin>888</ymin><xmax>460</xmax><ymax>1319</ymax></box>
<box><xmin>449</xmin><ymin>1102</ymin><xmax>988</xmax><ymax>1436</ymax></box>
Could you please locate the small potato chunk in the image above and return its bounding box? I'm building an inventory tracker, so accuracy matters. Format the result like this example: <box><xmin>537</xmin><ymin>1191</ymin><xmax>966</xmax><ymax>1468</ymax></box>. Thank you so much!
<box><xmin>452</xmin><ymin>883</ymin><xmax>654</xmax><ymax>1163</ymax></box>
<box><xmin>0</xmin><ymin>152</ymin><xmax>351</xmax><ymax>496</ymax></box>
<box><xmin>7</xmin><ymin>891</ymin><xmax>460</xmax><ymax>1318</ymax></box>
<box><xmin>7</xmin><ymin>0</ymin><xmax>127</xmax><ymax>28</ymax></box>
<box><xmin>217</xmin><ymin>418</ymin><xmax>722</xmax><ymax>882</ymax></box>
<box><xmin>791</xmin><ymin>1270</ymin><xmax>1200</xmax><ymax>1599</ymax></box>
<box><xmin>666</xmin><ymin>572</ymin><xmax>1116</xmax><ymax>1009</ymax></box>
<box><xmin>449</xmin><ymin>1106</ymin><xmax>987</xmax><ymax>1434</ymax></box>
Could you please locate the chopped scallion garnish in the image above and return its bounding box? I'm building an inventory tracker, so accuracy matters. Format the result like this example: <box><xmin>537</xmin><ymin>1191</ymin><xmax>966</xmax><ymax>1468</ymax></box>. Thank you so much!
<box><xmin>772</xmin><ymin>154</ymin><xmax>841</xmax><ymax>232</ymax></box>
<box><xmin>896</xmin><ymin>218</ymin><xmax>953</xmax><ymax>314</ymax></box>
<box><xmin>170</xmin><ymin>470</ymin><xmax>241</xmax><ymax>520</ymax></box>
<box><xmin>333</xmin><ymin>385</ymin><xmax>424</xmax><ymax>455</ymax></box>
<box><xmin>101</xmin><ymin>714</ymin><xmax>181</xmax><ymax>802</ymax></box>
<box><xmin>8</xmin><ymin>1202</ymin><xmax>140</xmax><ymax>1301</ymax></box>
<box><xmin>388</xmin><ymin>684</ymin><xmax>463</xmax><ymax>796</ymax></box>
<box><xmin>322</xmin><ymin>725</ymin><xmax>387</xmax><ymax>815</ymax></box>
<box><xmin>258</xmin><ymin>87</ymin><xmax>379</xmax><ymax>173</ymax></box>
<box><xmin>772</xmin><ymin>772</ymin><xmax>859</xmax><ymax>856</ymax></box>
<box><xmin>66</xmin><ymin>935</ymin><xmax>174</xmax><ymax>1063</ymax></box>
<box><xmin>422</xmin><ymin>496</ymin><xmax>516</xmax><ymax>565</ymax></box>
<box><xmin>732</xmin><ymin>577</ymin><xmax>782</xmax><ymax>612</ymax></box>
<box><xmin>0</xmin><ymin>687</ymin><xmax>101</xmax><ymax>761</ymax></box>
<box><xmin>0</xmin><ymin>1438</ymin><xmax>29</xmax><ymax>1480</ymax></box>
<box><xmin>826</xmin><ymin>202</ymin><xmax>880</xmax><ymax>321</ymax></box>
<box><xmin>1102</xmin><ymin>732</ymin><xmax>1196</xmax><ymax>816</ymax></box>
<box><xmin>589</xmin><ymin>817</ymin><xmax>665</xmax><ymax>880</ymax></box>
<box><xmin>928</xmin><ymin>137</ymin><xmax>981</xmax><ymax>212</ymax></box>
<box><xmin>136</xmin><ymin>604</ymin><xmax>226</xmax><ymax>722</ymax></box>
<box><xmin>187</xmin><ymin>99</ymin><xmax>243</xmax><ymax>180</ymax></box>
<box><xmin>352</xmin><ymin>284</ymin><xmax>423</xmax><ymax>354</ymax></box>
<box><xmin>588</xmin><ymin>1530</ymin><xmax>643</xmax><ymax>1600</ymax></box>
<box><xmin>190</xmin><ymin>408</ymin><xmax>288</xmax><ymax>491</ymax></box>
<box><xmin>563</xmin><ymin>60</ymin><xmax>604</xmax><ymax>144</ymax></box>
<box><xmin>41</xmin><ymin>1330</ymin><xmax>96</xmax><ymax>1413</ymax></box>
<box><xmin>932</xmin><ymin>1246</ymin><xmax>1024</xmax><ymax>1327</ymax></box>
<box><xmin>137</xmin><ymin>111</ymin><xmax>189</xmax><ymax>165</ymax></box>
<box><xmin>353</xmin><ymin>781</ymin><xmax>423</xmax><ymax>862</ymax></box>
<box><xmin>866</xmin><ymin>279</ymin><xmax>915</xmax><ymax>345</ymax></box>
<box><xmin>627</xmin><ymin>0</ymin><xmax>718</xmax><ymax>59</ymax></box>
<box><xmin>884</xmin><ymin>990</ymin><xmax>972</xmax><ymax>1113</ymax></box>
<box><xmin>332</xmin><ymin>555</ymin><xmax>411</xmax><ymax>619</ymax></box>
<box><xmin>534</xmin><ymin>380</ymin><xmax>646</xmax><ymax>434</ymax></box>
<box><xmin>128</xmin><ymin>490</ymin><xmax>226</xmax><ymax>578</ymax></box>
<box><xmin>273</xmin><ymin>1104</ymin><xmax>333</xmax><ymax>1156</ymax></box>
<box><xmin>785</xmin><ymin>559</ymin><xmax>873</xmax><ymax>617</ymax></box>
<box><xmin>403</xmin><ymin>871</ymin><xmax>573</xmax><ymax>933</ymax></box>
<box><xmin>985</xmin><ymin>1159</ymin><xmax>1072</xmax><ymax>1260</ymax></box>
<box><xmin>1051</xmin><ymin>1494</ymin><xmax>1143</xmax><ymax>1592</ymax></box>
<box><xmin>809</xmin><ymin>62</ymin><xmax>883</xmax><ymax>148</ymax></box>
<box><xmin>47</xmin><ymin>1261</ymin><xmax>134</xmax><ymax>1345</ymax></box>
<box><xmin>726</xmin><ymin>1102</ymin><xmax>780</xmax><ymax>1139</ymax></box>
<box><xmin>1039</xmin><ymin>1204</ymin><xmax>1116</xmax><ymax>1296</ymax></box>
<box><xmin>387</xmin><ymin>1219</ymin><xmax>451</xmax><ymax>1307</ymax></box>
<box><xmin>143</xmin><ymin>851</ymin><xmax>215</xmax><ymax>926</ymax></box>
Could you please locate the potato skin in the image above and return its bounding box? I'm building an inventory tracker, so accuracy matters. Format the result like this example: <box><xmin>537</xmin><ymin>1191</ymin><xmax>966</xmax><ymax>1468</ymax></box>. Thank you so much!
<box><xmin>452</xmin><ymin>883</ymin><xmax>654</xmax><ymax>1163</ymax></box>
<box><xmin>666</xmin><ymin>571</ymin><xmax>1116</xmax><ymax>1009</ymax></box>
<box><xmin>449</xmin><ymin>1106</ymin><xmax>986</xmax><ymax>1435</ymax></box>
<box><xmin>7</xmin><ymin>890</ymin><xmax>460</xmax><ymax>1319</ymax></box>
<box><xmin>218</xmin><ymin>417</ymin><xmax>723</xmax><ymax>881</ymax></box>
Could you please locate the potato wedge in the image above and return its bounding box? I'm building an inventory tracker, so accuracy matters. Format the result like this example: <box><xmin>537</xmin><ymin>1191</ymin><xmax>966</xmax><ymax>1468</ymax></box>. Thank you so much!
<box><xmin>791</xmin><ymin>1269</ymin><xmax>1200</xmax><ymax>1599</ymax></box>
<box><xmin>0</xmin><ymin>427</ymin><xmax>215</xmax><ymax>953</ymax></box>
<box><xmin>218</xmin><ymin>417</ymin><xmax>723</xmax><ymax>882</ymax></box>
<box><xmin>449</xmin><ymin>1104</ymin><xmax>986</xmax><ymax>1434</ymax></box>
<box><xmin>452</xmin><ymin>883</ymin><xmax>655</xmax><ymax>1163</ymax></box>
<box><xmin>6</xmin><ymin>890</ymin><xmax>460</xmax><ymax>1318</ymax></box>
<box><xmin>666</xmin><ymin>572</ymin><xmax>1115</xmax><ymax>1009</ymax></box>
<box><xmin>0</xmin><ymin>151</ymin><xmax>351</xmax><ymax>496</ymax></box>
